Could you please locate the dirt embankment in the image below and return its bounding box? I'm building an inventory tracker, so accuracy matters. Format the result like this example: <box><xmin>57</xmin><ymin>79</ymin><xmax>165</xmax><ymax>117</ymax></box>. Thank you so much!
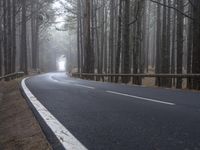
<box><xmin>0</xmin><ymin>79</ymin><xmax>52</xmax><ymax>150</ymax></box>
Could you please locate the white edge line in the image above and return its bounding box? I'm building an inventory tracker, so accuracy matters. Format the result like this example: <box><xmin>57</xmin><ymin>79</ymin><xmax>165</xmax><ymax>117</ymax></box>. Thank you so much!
<box><xmin>21</xmin><ymin>78</ymin><xmax>87</xmax><ymax>150</ymax></box>
<box><xmin>106</xmin><ymin>90</ymin><xmax>175</xmax><ymax>106</ymax></box>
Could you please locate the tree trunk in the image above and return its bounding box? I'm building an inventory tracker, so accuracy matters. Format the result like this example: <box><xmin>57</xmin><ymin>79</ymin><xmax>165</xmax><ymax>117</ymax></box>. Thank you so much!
<box><xmin>104</xmin><ymin>6</ymin><xmax>108</xmax><ymax>74</ymax></box>
<box><xmin>122</xmin><ymin>0</ymin><xmax>130</xmax><ymax>83</ymax></box>
<box><xmin>31</xmin><ymin>0</ymin><xmax>40</xmax><ymax>70</ymax></box>
<box><xmin>187</xmin><ymin>3</ymin><xmax>193</xmax><ymax>89</ymax></box>
<box><xmin>3</xmin><ymin>0</ymin><xmax>8</xmax><ymax>75</ymax></box>
<box><xmin>100</xmin><ymin>0</ymin><xmax>105</xmax><ymax>78</ymax></box>
<box><xmin>176</xmin><ymin>0</ymin><xmax>184</xmax><ymax>89</ymax></box>
<box><xmin>171</xmin><ymin>0</ymin><xmax>176</xmax><ymax>87</ymax></box>
<box><xmin>192</xmin><ymin>0</ymin><xmax>200</xmax><ymax>90</ymax></box>
<box><xmin>77</xmin><ymin>0</ymin><xmax>81</xmax><ymax>74</ymax></box>
<box><xmin>20</xmin><ymin>0</ymin><xmax>28</xmax><ymax>74</ymax></box>
<box><xmin>115</xmin><ymin>0</ymin><xmax>122</xmax><ymax>83</ymax></box>
<box><xmin>12</xmin><ymin>0</ymin><xmax>16</xmax><ymax>73</ymax></box>
<box><xmin>83</xmin><ymin>0</ymin><xmax>94</xmax><ymax>75</ymax></box>
<box><xmin>109</xmin><ymin>0</ymin><xmax>114</xmax><ymax>82</ymax></box>
<box><xmin>7</xmin><ymin>0</ymin><xmax>12</xmax><ymax>74</ymax></box>
<box><xmin>160</xmin><ymin>0</ymin><xmax>170</xmax><ymax>87</ymax></box>
<box><xmin>94</xmin><ymin>0</ymin><xmax>100</xmax><ymax>80</ymax></box>
<box><xmin>155</xmin><ymin>2</ymin><xmax>161</xmax><ymax>86</ymax></box>
<box><xmin>0</xmin><ymin>0</ymin><xmax>2</xmax><ymax>77</ymax></box>
<box><xmin>166</xmin><ymin>0</ymin><xmax>172</xmax><ymax>87</ymax></box>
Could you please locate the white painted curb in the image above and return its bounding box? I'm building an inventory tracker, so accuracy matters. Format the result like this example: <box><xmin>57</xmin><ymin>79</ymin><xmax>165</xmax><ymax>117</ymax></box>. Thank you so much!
<box><xmin>21</xmin><ymin>78</ymin><xmax>87</xmax><ymax>150</ymax></box>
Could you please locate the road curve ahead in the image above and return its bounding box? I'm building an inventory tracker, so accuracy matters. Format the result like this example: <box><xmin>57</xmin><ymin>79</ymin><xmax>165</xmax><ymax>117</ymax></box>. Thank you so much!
<box><xmin>22</xmin><ymin>72</ymin><xmax>200</xmax><ymax>150</ymax></box>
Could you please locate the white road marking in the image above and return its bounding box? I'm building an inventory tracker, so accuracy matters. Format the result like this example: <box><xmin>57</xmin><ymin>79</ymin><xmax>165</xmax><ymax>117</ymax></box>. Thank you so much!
<box><xmin>50</xmin><ymin>76</ymin><xmax>95</xmax><ymax>89</ymax></box>
<box><xmin>106</xmin><ymin>90</ymin><xmax>175</xmax><ymax>106</ymax></box>
<box><xmin>49</xmin><ymin>75</ymin><xmax>63</xmax><ymax>83</ymax></box>
<box><xmin>21</xmin><ymin>78</ymin><xmax>87</xmax><ymax>150</ymax></box>
<box><xmin>50</xmin><ymin>77</ymin><xmax>59</xmax><ymax>83</ymax></box>
<box><xmin>74</xmin><ymin>84</ymin><xmax>95</xmax><ymax>89</ymax></box>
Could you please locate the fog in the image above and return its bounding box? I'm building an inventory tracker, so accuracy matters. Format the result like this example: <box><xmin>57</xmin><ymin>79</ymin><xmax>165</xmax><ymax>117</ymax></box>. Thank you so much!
<box><xmin>39</xmin><ymin>1</ymin><xmax>77</xmax><ymax>72</ymax></box>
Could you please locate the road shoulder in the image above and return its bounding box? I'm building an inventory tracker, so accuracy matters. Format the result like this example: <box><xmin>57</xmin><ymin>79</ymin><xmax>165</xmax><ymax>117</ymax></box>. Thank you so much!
<box><xmin>0</xmin><ymin>79</ymin><xmax>52</xmax><ymax>150</ymax></box>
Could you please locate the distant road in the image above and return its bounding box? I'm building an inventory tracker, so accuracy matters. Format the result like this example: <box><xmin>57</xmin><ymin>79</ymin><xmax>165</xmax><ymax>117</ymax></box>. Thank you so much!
<box><xmin>22</xmin><ymin>72</ymin><xmax>200</xmax><ymax>150</ymax></box>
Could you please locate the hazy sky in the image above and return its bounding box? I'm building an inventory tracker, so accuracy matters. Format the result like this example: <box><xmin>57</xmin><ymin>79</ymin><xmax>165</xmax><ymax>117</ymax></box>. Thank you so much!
<box><xmin>52</xmin><ymin>0</ymin><xmax>66</xmax><ymax>28</ymax></box>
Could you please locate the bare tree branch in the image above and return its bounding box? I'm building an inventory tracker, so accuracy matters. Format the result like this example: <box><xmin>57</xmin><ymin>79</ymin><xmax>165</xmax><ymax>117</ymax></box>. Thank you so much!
<box><xmin>150</xmin><ymin>0</ymin><xmax>194</xmax><ymax>20</ymax></box>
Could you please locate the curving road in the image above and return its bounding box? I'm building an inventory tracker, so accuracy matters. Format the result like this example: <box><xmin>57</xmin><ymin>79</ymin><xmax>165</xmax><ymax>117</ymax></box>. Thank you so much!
<box><xmin>22</xmin><ymin>72</ymin><xmax>200</xmax><ymax>150</ymax></box>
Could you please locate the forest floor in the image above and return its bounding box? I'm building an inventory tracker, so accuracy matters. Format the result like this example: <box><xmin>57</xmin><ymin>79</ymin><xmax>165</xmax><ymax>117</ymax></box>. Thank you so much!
<box><xmin>0</xmin><ymin>79</ymin><xmax>52</xmax><ymax>150</ymax></box>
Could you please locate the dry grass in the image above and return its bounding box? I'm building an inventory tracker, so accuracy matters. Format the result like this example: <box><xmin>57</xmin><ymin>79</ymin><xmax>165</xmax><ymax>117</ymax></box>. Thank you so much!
<box><xmin>0</xmin><ymin>80</ymin><xmax>52</xmax><ymax>150</ymax></box>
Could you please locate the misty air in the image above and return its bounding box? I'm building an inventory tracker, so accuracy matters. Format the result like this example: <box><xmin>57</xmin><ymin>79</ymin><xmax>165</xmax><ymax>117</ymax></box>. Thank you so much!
<box><xmin>0</xmin><ymin>0</ymin><xmax>200</xmax><ymax>149</ymax></box>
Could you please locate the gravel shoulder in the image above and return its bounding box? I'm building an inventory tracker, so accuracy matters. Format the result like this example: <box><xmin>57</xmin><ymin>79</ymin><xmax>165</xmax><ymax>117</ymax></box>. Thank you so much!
<box><xmin>0</xmin><ymin>79</ymin><xmax>52</xmax><ymax>150</ymax></box>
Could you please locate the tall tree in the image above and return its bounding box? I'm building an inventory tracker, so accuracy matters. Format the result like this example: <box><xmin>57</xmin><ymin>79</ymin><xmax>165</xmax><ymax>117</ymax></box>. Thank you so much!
<box><xmin>12</xmin><ymin>0</ymin><xmax>16</xmax><ymax>73</ymax></box>
<box><xmin>171</xmin><ymin>0</ymin><xmax>176</xmax><ymax>86</ymax></box>
<box><xmin>83</xmin><ymin>0</ymin><xmax>94</xmax><ymax>74</ymax></box>
<box><xmin>122</xmin><ymin>0</ymin><xmax>130</xmax><ymax>83</ymax></box>
<box><xmin>7</xmin><ymin>0</ymin><xmax>12</xmax><ymax>74</ymax></box>
<box><xmin>0</xmin><ymin>0</ymin><xmax>2</xmax><ymax>76</ymax></box>
<box><xmin>99</xmin><ymin>0</ymin><xmax>105</xmax><ymax>76</ymax></box>
<box><xmin>155</xmin><ymin>1</ymin><xmax>161</xmax><ymax>86</ymax></box>
<box><xmin>77</xmin><ymin>0</ymin><xmax>81</xmax><ymax>74</ymax></box>
<box><xmin>115</xmin><ymin>0</ymin><xmax>122</xmax><ymax>83</ymax></box>
<box><xmin>31</xmin><ymin>0</ymin><xmax>40</xmax><ymax>70</ymax></box>
<box><xmin>3</xmin><ymin>0</ymin><xmax>8</xmax><ymax>75</ymax></box>
<box><xmin>160</xmin><ymin>0</ymin><xmax>170</xmax><ymax>87</ymax></box>
<box><xmin>192</xmin><ymin>0</ymin><xmax>200</xmax><ymax>90</ymax></box>
<box><xmin>109</xmin><ymin>0</ymin><xmax>114</xmax><ymax>81</ymax></box>
<box><xmin>176</xmin><ymin>0</ymin><xmax>184</xmax><ymax>88</ymax></box>
<box><xmin>20</xmin><ymin>0</ymin><xmax>28</xmax><ymax>74</ymax></box>
<box><xmin>187</xmin><ymin>3</ymin><xmax>193</xmax><ymax>89</ymax></box>
<box><xmin>166</xmin><ymin>0</ymin><xmax>172</xmax><ymax>86</ymax></box>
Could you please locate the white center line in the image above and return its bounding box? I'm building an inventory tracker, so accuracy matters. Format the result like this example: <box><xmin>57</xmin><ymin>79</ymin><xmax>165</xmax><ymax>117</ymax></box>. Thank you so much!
<box><xmin>106</xmin><ymin>90</ymin><xmax>175</xmax><ymax>106</ymax></box>
<box><xmin>21</xmin><ymin>78</ymin><xmax>87</xmax><ymax>150</ymax></box>
<box><xmin>74</xmin><ymin>84</ymin><xmax>95</xmax><ymax>89</ymax></box>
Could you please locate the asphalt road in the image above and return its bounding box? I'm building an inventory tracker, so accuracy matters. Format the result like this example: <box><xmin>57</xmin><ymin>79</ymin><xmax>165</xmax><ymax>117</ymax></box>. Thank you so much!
<box><xmin>23</xmin><ymin>72</ymin><xmax>200</xmax><ymax>150</ymax></box>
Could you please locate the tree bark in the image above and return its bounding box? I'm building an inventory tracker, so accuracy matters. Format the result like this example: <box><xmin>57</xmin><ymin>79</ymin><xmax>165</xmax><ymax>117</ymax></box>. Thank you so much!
<box><xmin>31</xmin><ymin>0</ymin><xmax>40</xmax><ymax>70</ymax></box>
<box><xmin>83</xmin><ymin>0</ymin><xmax>94</xmax><ymax>75</ymax></box>
<box><xmin>12</xmin><ymin>0</ymin><xmax>16</xmax><ymax>73</ymax></box>
<box><xmin>155</xmin><ymin>2</ymin><xmax>161</xmax><ymax>86</ymax></box>
<box><xmin>7</xmin><ymin>0</ymin><xmax>12</xmax><ymax>74</ymax></box>
<box><xmin>3</xmin><ymin>0</ymin><xmax>8</xmax><ymax>75</ymax></box>
<box><xmin>176</xmin><ymin>0</ymin><xmax>184</xmax><ymax>89</ymax></box>
<box><xmin>160</xmin><ymin>0</ymin><xmax>168</xmax><ymax>87</ymax></box>
<box><xmin>192</xmin><ymin>0</ymin><xmax>200</xmax><ymax>89</ymax></box>
<box><xmin>109</xmin><ymin>0</ymin><xmax>114</xmax><ymax>81</ymax></box>
<box><xmin>0</xmin><ymin>0</ymin><xmax>3</xmax><ymax>77</ymax></box>
<box><xmin>122</xmin><ymin>0</ymin><xmax>130</xmax><ymax>83</ymax></box>
<box><xmin>115</xmin><ymin>0</ymin><xmax>122</xmax><ymax>83</ymax></box>
<box><xmin>187</xmin><ymin>3</ymin><xmax>193</xmax><ymax>89</ymax></box>
<box><xmin>171</xmin><ymin>0</ymin><xmax>176</xmax><ymax>87</ymax></box>
<box><xmin>20</xmin><ymin>0</ymin><xmax>28</xmax><ymax>74</ymax></box>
